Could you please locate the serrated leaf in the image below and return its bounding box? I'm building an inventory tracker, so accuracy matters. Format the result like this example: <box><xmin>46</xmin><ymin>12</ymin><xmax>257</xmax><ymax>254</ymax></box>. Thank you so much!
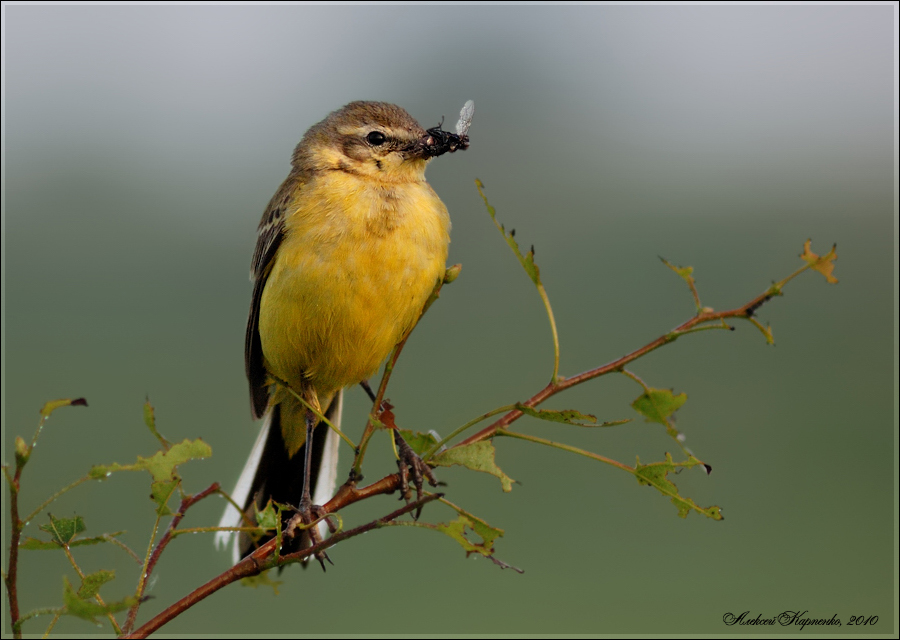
<box><xmin>432</xmin><ymin>441</ymin><xmax>514</xmax><ymax>492</ymax></box>
<box><xmin>89</xmin><ymin>438</ymin><xmax>212</xmax><ymax>482</ymax></box>
<box><xmin>477</xmin><ymin>179</ymin><xmax>542</xmax><ymax>287</ymax></box>
<box><xmin>62</xmin><ymin>576</ymin><xmax>136</xmax><ymax>623</ymax></box>
<box><xmin>398</xmin><ymin>429</ymin><xmax>439</xmax><ymax>457</ymax></box>
<box><xmin>40</xmin><ymin>514</ymin><xmax>86</xmax><ymax>546</ymax></box>
<box><xmin>631</xmin><ymin>388</ymin><xmax>687</xmax><ymax>425</ymax></box>
<box><xmin>634</xmin><ymin>453</ymin><xmax>722</xmax><ymax>520</ymax></box>
<box><xmin>21</xmin><ymin>531</ymin><xmax>126</xmax><ymax>551</ymax></box>
<box><xmin>800</xmin><ymin>239</ymin><xmax>838</xmax><ymax>284</ymax></box>
<box><xmin>441</xmin><ymin>501</ymin><xmax>504</xmax><ymax>553</ymax></box>
<box><xmin>77</xmin><ymin>570</ymin><xmax>115</xmax><ymax>599</ymax></box>
<box><xmin>40</xmin><ymin>397</ymin><xmax>88</xmax><ymax>417</ymax></box>
<box><xmin>434</xmin><ymin>515</ymin><xmax>502</xmax><ymax>557</ymax></box>
<box><xmin>143</xmin><ymin>400</ymin><xmax>170</xmax><ymax>449</ymax></box>
<box><xmin>516</xmin><ymin>404</ymin><xmax>610</xmax><ymax>427</ymax></box>
<box><xmin>241</xmin><ymin>570</ymin><xmax>283</xmax><ymax>594</ymax></box>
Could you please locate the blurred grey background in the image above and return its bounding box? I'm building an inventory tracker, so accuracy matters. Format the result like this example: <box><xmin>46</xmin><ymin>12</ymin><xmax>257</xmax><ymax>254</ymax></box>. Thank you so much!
<box><xmin>2</xmin><ymin>4</ymin><xmax>896</xmax><ymax>635</ymax></box>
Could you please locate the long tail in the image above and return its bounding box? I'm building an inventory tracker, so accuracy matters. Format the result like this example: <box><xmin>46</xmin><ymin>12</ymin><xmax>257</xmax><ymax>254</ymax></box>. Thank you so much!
<box><xmin>215</xmin><ymin>391</ymin><xmax>342</xmax><ymax>565</ymax></box>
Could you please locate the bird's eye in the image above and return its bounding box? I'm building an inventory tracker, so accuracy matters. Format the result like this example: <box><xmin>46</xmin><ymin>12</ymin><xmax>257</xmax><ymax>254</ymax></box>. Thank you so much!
<box><xmin>366</xmin><ymin>131</ymin><xmax>386</xmax><ymax>146</ymax></box>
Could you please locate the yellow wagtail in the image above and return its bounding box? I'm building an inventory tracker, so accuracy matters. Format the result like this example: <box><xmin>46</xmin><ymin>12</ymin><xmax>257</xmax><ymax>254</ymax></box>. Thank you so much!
<box><xmin>216</xmin><ymin>101</ymin><xmax>472</xmax><ymax>565</ymax></box>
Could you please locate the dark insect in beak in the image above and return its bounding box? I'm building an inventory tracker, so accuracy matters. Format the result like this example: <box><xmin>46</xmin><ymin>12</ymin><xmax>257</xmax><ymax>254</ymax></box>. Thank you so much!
<box><xmin>418</xmin><ymin>119</ymin><xmax>470</xmax><ymax>158</ymax></box>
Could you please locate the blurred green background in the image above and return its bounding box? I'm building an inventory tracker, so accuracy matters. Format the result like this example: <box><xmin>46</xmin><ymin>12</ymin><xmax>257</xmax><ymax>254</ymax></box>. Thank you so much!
<box><xmin>2</xmin><ymin>4</ymin><xmax>896</xmax><ymax>636</ymax></box>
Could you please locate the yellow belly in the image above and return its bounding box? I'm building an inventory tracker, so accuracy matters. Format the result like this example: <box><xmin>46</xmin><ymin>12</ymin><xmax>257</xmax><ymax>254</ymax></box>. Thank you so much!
<box><xmin>258</xmin><ymin>171</ymin><xmax>450</xmax><ymax>400</ymax></box>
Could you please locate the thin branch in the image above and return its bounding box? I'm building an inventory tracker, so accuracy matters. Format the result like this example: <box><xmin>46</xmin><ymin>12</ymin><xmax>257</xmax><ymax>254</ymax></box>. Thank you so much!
<box><xmin>457</xmin><ymin>286</ymin><xmax>782</xmax><ymax>447</ymax></box>
<box><xmin>121</xmin><ymin>483</ymin><xmax>220</xmax><ymax>635</ymax></box>
<box><xmin>124</xmin><ymin>492</ymin><xmax>441</xmax><ymax>638</ymax></box>
<box><xmin>4</xmin><ymin>465</ymin><xmax>22</xmax><ymax>639</ymax></box>
<box><xmin>60</xmin><ymin>544</ymin><xmax>122</xmax><ymax>635</ymax></box>
<box><xmin>423</xmin><ymin>404</ymin><xmax>518</xmax><ymax>461</ymax></box>
<box><xmin>23</xmin><ymin>475</ymin><xmax>92</xmax><ymax>525</ymax></box>
<box><xmin>498</xmin><ymin>430</ymin><xmax>634</xmax><ymax>473</ymax></box>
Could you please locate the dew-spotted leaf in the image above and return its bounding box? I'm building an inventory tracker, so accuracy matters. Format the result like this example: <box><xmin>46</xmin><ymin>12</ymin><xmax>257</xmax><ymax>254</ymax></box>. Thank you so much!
<box><xmin>39</xmin><ymin>514</ymin><xmax>86</xmax><ymax>546</ymax></box>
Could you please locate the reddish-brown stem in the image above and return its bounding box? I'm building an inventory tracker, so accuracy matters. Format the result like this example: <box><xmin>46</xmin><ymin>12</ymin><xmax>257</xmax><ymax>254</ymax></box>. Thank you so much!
<box><xmin>123</xmin><ymin>490</ymin><xmax>439</xmax><ymax>638</ymax></box>
<box><xmin>4</xmin><ymin>466</ymin><xmax>23</xmax><ymax>638</ymax></box>
<box><xmin>458</xmin><ymin>290</ymin><xmax>774</xmax><ymax>446</ymax></box>
<box><xmin>122</xmin><ymin>483</ymin><xmax>221</xmax><ymax>635</ymax></box>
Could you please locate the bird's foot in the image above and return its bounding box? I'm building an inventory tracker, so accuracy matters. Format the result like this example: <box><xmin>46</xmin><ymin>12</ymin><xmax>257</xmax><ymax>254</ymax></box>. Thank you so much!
<box><xmin>394</xmin><ymin>430</ymin><xmax>440</xmax><ymax>519</ymax></box>
<box><xmin>285</xmin><ymin>500</ymin><xmax>334</xmax><ymax>571</ymax></box>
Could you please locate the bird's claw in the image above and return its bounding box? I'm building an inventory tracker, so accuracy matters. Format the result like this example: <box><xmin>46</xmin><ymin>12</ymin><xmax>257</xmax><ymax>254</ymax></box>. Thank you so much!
<box><xmin>394</xmin><ymin>431</ymin><xmax>439</xmax><ymax>519</ymax></box>
<box><xmin>285</xmin><ymin>501</ymin><xmax>333</xmax><ymax>571</ymax></box>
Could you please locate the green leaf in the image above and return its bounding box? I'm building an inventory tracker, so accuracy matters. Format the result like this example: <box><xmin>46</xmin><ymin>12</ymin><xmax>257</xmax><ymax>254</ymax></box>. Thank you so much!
<box><xmin>477</xmin><ymin>179</ymin><xmax>541</xmax><ymax>287</ymax></box>
<box><xmin>143</xmin><ymin>400</ymin><xmax>170</xmax><ymax>449</ymax></box>
<box><xmin>255</xmin><ymin>501</ymin><xmax>279</xmax><ymax>530</ymax></box>
<box><xmin>634</xmin><ymin>453</ymin><xmax>722</xmax><ymax>520</ymax></box>
<box><xmin>516</xmin><ymin>404</ymin><xmax>596</xmax><ymax>425</ymax></box>
<box><xmin>516</xmin><ymin>404</ymin><xmax>630</xmax><ymax>428</ymax></box>
<box><xmin>432</xmin><ymin>441</ymin><xmax>514</xmax><ymax>492</ymax></box>
<box><xmin>241</xmin><ymin>570</ymin><xmax>283</xmax><ymax>595</ymax></box>
<box><xmin>89</xmin><ymin>438</ymin><xmax>209</xmax><ymax>512</ymax></box>
<box><xmin>77</xmin><ymin>570</ymin><xmax>115</xmax><ymax>599</ymax></box>
<box><xmin>660</xmin><ymin>257</ymin><xmax>695</xmax><ymax>285</ymax></box>
<box><xmin>800</xmin><ymin>239</ymin><xmax>838</xmax><ymax>284</ymax></box>
<box><xmin>19</xmin><ymin>537</ymin><xmax>62</xmax><ymax>550</ymax></box>
<box><xmin>39</xmin><ymin>514</ymin><xmax>86</xmax><ymax>546</ymax></box>
<box><xmin>434</xmin><ymin>515</ymin><xmax>501</xmax><ymax>557</ymax></box>
<box><xmin>150</xmin><ymin>479</ymin><xmax>178</xmax><ymax>516</ymax></box>
<box><xmin>398</xmin><ymin>429</ymin><xmax>439</xmax><ymax>457</ymax></box>
<box><xmin>40</xmin><ymin>398</ymin><xmax>88</xmax><ymax>418</ymax></box>
<box><xmin>399</xmin><ymin>501</ymin><xmax>504</xmax><ymax>558</ymax></box>
<box><xmin>89</xmin><ymin>438</ymin><xmax>212</xmax><ymax>482</ymax></box>
<box><xmin>62</xmin><ymin>576</ymin><xmax>136</xmax><ymax>623</ymax></box>
<box><xmin>21</xmin><ymin>531</ymin><xmax>126</xmax><ymax>551</ymax></box>
<box><xmin>441</xmin><ymin>501</ymin><xmax>504</xmax><ymax>554</ymax></box>
<box><xmin>631</xmin><ymin>388</ymin><xmax>687</xmax><ymax>425</ymax></box>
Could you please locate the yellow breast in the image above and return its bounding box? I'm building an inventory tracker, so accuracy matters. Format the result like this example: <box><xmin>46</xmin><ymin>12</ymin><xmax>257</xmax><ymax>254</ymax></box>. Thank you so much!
<box><xmin>258</xmin><ymin>170</ymin><xmax>450</xmax><ymax>397</ymax></box>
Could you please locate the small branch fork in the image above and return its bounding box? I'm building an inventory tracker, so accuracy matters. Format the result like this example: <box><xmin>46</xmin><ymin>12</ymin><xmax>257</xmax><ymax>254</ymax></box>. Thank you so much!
<box><xmin>121</xmin><ymin>483</ymin><xmax>221</xmax><ymax>635</ymax></box>
<box><xmin>123</xmin><ymin>482</ymin><xmax>438</xmax><ymax>638</ymax></box>
<box><xmin>457</xmin><ymin>287</ymin><xmax>779</xmax><ymax>447</ymax></box>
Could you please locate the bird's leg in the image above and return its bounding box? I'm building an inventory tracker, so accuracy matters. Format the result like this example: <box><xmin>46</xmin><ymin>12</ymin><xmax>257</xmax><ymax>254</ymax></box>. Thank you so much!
<box><xmin>285</xmin><ymin>406</ymin><xmax>332</xmax><ymax>570</ymax></box>
<box><xmin>359</xmin><ymin>379</ymin><xmax>377</xmax><ymax>403</ymax></box>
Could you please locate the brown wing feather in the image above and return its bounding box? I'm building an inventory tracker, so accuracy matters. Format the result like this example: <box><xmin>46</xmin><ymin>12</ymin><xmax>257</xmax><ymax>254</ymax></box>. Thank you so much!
<box><xmin>245</xmin><ymin>174</ymin><xmax>301</xmax><ymax>419</ymax></box>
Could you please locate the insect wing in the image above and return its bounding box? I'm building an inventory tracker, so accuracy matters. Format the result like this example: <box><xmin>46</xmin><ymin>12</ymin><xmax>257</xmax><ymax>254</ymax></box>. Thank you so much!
<box><xmin>455</xmin><ymin>100</ymin><xmax>475</xmax><ymax>137</ymax></box>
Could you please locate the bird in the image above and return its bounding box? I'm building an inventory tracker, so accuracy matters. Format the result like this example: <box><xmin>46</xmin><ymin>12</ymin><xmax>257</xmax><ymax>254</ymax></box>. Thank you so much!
<box><xmin>215</xmin><ymin>101</ymin><xmax>471</xmax><ymax>565</ymax></box>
